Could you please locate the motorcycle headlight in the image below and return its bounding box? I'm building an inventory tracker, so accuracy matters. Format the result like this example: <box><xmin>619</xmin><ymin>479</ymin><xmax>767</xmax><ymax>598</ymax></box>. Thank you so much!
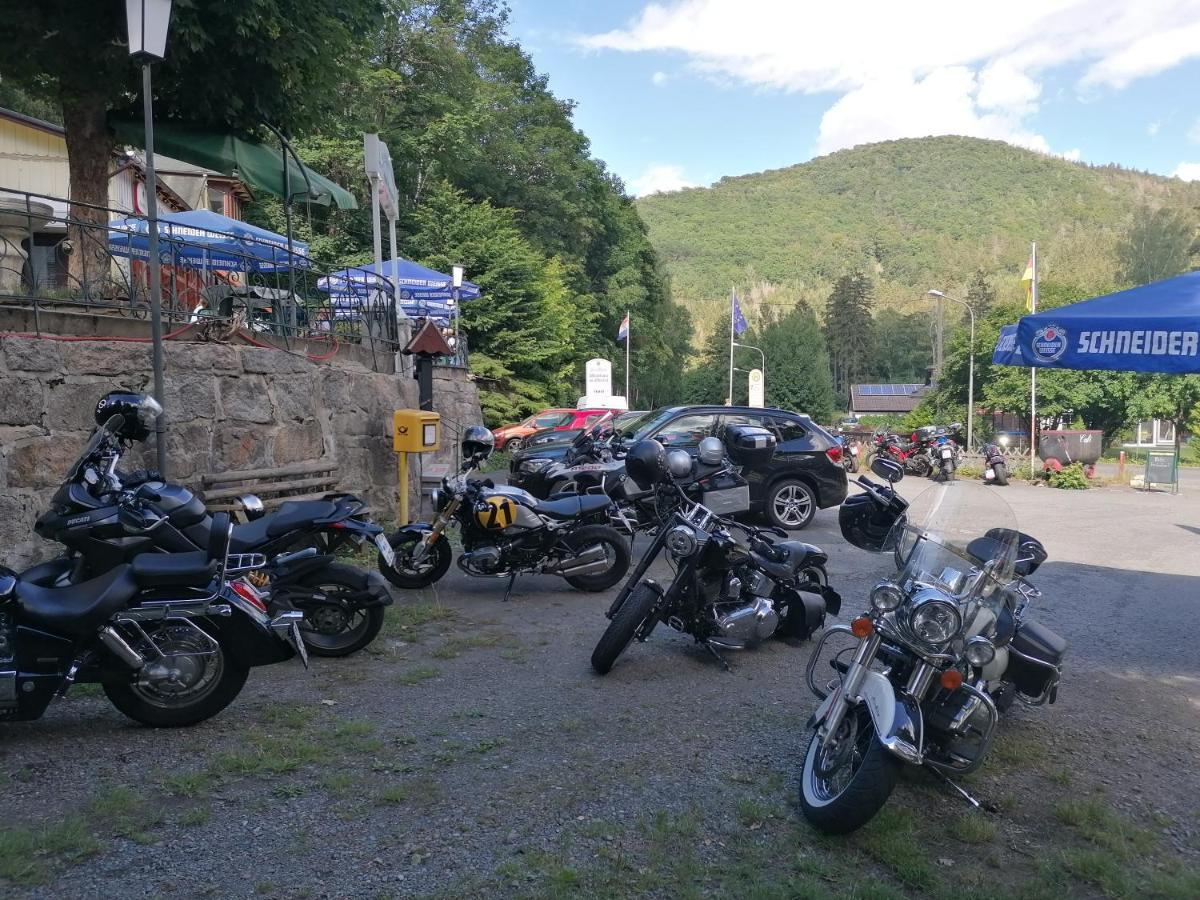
<box><xmin>518</xmin><ymin>459</ymin><xmax>552</xmax><ymax>474</ymax></box>
<box><xmin>869</xmin><ymin>581</ymin><xmax>904</xmax><ymax>612</ymax></box>
<box><xmin>907</xmin><ymin>598</ymin><xmax>961</xmax><ymax>646</ymax></box>
<box><xmin>964</xmin><ymin>635</ymin><xmax>996</xmax><ymax>667</ymax></box>
<box><xmin>665</xmin><ymin>524</ymin><xmax>698</xmax><ymax>558</ymax></box>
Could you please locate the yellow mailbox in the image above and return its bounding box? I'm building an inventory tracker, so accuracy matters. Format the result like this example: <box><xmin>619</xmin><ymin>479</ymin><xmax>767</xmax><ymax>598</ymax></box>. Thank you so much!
<box><xmin>393</xmin><ymin>410</ymin><xmax>441</xmax><ymax>453</ymax></box>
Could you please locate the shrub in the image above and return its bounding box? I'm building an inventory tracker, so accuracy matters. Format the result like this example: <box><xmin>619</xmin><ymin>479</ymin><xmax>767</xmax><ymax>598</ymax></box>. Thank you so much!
<box><xmin>1048</xmin><ymin>462</ymin><xmax>1089</xmax><ymax>490</ymax></box>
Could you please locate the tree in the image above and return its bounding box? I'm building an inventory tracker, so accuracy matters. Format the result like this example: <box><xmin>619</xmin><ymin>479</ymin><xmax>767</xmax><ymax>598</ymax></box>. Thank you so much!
<box><xmin>825</xmin><ymin>272</ymin><xmax>875</xmax><ymax>403</ymax></box>
<box><xmin>0</xmin><ymin>0</ymin><xmax>381</xmax><ymax>277</ymax></box>
<box><xmin>872</xmin><ymin>309</ymin><xmax>933</xmax><ymax>383</ymax></box>
<box><xmin>1117</xmin><ymin>206</ymin><xmax>1195</xmax><ymax>287</ymax></box>
<box><xmin>965</xmin><ymin>268</ymin><xmax>996</xmax><ymax>316</ymax></box>
<box><xmin>755</xmin><ymin>304</ymin><xmax>837</xmax><ymax>421</ymax></box>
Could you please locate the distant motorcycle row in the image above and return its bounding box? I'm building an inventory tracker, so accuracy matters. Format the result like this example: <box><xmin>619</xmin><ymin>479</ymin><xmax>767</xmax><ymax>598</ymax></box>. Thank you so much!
<box><xmin>0</xmin><ymin>393</ymin><xmax>1067</xmax><ymax>833</ymax></box>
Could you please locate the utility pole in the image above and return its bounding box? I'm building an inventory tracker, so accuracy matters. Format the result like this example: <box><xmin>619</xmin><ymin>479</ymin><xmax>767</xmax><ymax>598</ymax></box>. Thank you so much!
<box><xmin>934</xmin><ymin>292</ymin><xmax>944</xmax><ymax>383</ymax></box>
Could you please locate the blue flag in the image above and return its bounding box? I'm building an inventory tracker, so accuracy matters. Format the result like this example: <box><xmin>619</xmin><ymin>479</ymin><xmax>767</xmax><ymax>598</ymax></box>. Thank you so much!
<box><xmin>732</xmin><ymin>291</ymin><xmax>748</xmax><ymax>336</ymax></box>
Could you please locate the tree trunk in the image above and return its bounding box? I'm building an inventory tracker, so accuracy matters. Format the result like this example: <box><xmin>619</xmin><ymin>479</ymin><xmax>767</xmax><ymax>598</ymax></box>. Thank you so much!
<box><xmin>60</xmin><ymin>87</ymin><xmax>116</xmax><ymax>294</ymax></box>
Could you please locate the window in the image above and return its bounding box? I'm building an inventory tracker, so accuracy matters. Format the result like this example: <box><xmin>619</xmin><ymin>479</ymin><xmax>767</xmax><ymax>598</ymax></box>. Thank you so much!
<box><xmin>533</xmin><ymin>411</ymin><xmax>571</xmax><ymax>428</ymax></box>
<box><xmin>655</xmin><ymin>413</ymin><xmax>719</xmax><ymax>447</ymax></box>
<box><xmin>772</xmin><ymin>417</ymin><xmax>810</xmax><ymax>444</ymax></box>
<box><xmin>582</xmin><ymin>414</ymin><xmax>605</xmax><ymax>427</ymax></box>
<box><xmin>208</xmin><ymin>185</ymin><xmax>228</xmax><ymax>215</ymax></box>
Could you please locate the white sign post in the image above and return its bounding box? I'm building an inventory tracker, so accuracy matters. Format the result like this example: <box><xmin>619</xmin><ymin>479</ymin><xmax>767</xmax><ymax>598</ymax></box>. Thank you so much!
<box><xmin>364</xmin><ymin>134</ymin><xmax>402</xmax><ymax>335</ymax></box>
<box><xmin>748</xmin><ymin>368</ymin><xmax>765</xmax><ymax>408</ymax></box>
<box><xmin>585</xmin><ymin>358</ymin><xmax>612</xmax><ymax>401</ymax></box>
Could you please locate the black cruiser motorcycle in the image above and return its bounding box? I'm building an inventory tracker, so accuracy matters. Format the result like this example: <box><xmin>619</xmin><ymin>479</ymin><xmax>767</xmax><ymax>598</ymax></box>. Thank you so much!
<box><xmin>33</xmin><ymin>393</ymin><xmax>392</xmax><ymax>657</ymax></box>
<box><xmin>799</xmin><ymin>458</ymin><xmax>1066</xmax><ymax>833</ymax></box>
<box><xmin>4</xmin><ymin>492</ymin><xmax>307</xmax><ymax>728</ymax></box>
<box><xmin>379</xmin><ymin>426</ymin><xmax>631</xmax><ymax>598</ymax></box>
<box><xmin>590</xmin><ymin>429</ymin><xmax>840</xmax><ymax>674</ymax></box>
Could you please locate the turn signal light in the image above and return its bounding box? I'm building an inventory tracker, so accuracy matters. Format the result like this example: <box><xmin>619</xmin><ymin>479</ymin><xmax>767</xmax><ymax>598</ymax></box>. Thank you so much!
<box><xmin>940</xmin><ymin>669</ymin><xmax>964</xmax><ymax>691</ymax></box>
<box><xmin>850</xmin><ymin>617</ymin><xmax>875</xmax><ymax>638</ymax></box>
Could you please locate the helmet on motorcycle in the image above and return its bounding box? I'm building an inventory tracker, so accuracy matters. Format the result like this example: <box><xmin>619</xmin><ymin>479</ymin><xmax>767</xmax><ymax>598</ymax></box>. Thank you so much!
<box><xmin>624</xmin><ymin>439</ymin><xmax>667</xmax><ymax>489</ymax></box>
<box><xmin>461</xmin><ymin>425</ymin><xmax>495</xmax><ymax>460</ymax></box>
<box><xmin>697</xmin><ymin>436</ymin><xmax>724</xmax><ymax>466</ymax></box>
<box><xmin>94</xmin><ymin>391</ymin><xmax>161</xmax><ymax>442</ymax></box>
<box><xmin>839</xmin><ymin>491</ymin><xmax>904</xmax><ymax>552</ymax></box>
<box><xmin>667</xmin><ymin>449</ymin><xmax>693</xmax><ymax>478</ymax></box>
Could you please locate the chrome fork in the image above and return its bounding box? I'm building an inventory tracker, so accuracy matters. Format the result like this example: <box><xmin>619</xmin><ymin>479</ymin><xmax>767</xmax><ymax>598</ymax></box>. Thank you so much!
<box><xmin>819</xmin><ymin>631</ymin><xmax>882</xmax><ymax>751</ymax></box>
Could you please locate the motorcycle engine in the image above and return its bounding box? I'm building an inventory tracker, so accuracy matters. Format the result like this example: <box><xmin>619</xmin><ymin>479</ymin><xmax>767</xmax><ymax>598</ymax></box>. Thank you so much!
<box><xmin>458</xmin><ymin>545</ymin><xmax>505</xmax><ymax>576</ymax></box>
<box><xmin>710</xmin><ymin>596</ymin><xmax>779</xmax><ymax>649</ymax></box>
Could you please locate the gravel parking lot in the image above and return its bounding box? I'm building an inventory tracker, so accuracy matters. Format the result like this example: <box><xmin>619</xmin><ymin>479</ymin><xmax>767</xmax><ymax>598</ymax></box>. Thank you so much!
<box><xmin>3</xmin><ymin>479</ymin><xmax>1198</xmax><ymax>898</ymax></box>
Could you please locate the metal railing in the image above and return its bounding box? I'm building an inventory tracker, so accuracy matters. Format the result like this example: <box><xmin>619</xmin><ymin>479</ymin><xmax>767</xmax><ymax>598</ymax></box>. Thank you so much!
<box><xmin>0</xmin><ymin>187</ymin><xmax>469</xmax><ymax>371</ymax></box>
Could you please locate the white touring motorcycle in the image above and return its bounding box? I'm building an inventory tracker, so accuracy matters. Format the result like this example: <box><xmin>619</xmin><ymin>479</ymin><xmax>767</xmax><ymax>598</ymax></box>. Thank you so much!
<box><xmin>799</xmin><ymin>458</ymin><xmax>1066</xmax><ymax>833</ymax></box>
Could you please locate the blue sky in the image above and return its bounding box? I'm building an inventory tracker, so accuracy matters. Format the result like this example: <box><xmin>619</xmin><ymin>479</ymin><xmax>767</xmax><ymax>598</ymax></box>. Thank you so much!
<box><xmin>506</xmin><ymin>0</ymin><xmax>1200</xmax><ymax>195</ymax></box>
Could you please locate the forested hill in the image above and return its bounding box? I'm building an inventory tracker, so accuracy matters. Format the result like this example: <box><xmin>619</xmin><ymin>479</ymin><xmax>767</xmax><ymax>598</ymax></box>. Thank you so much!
<box><xmin>637</xmin><ymin>136</ymin><xmax>1200</xmax><ymax>334</ymax></box>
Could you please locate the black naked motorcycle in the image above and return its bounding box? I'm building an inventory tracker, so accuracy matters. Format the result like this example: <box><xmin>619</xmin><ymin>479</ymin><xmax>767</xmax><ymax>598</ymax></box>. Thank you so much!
<box><xmin>590</xmin><ymin>427</ymin><xmax>840</xmax><ymax>674</ymax></box>
<box><xmin>799</xmin><ymin>458</ymin><xmax>1066</xmax><ymax>833</ymax></box>
<box><xmin>981</xmin><ymin>442</ymin><xmax>1009</xmax><ymax>485</ymax></box>
<box><xmin>35</xmin><ymin>392</ymin><xmax>393</xmax><ymax>657</ymax></box>
<box><xmin>4</xmin><ymin>507</ymin><xmax>307</xmax><ymax>727</ymax></box>
<box><xmin>378</xmin><ymin>426</ymin><xmax>631</xmax><ymax>598</ymax></box>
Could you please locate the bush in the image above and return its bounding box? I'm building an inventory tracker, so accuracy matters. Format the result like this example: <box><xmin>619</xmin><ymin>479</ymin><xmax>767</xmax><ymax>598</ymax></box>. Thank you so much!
<box><xmin>1048</xmin><ymin>462</ymin><xmax>1089</xmax><ymax>490</ymax></box>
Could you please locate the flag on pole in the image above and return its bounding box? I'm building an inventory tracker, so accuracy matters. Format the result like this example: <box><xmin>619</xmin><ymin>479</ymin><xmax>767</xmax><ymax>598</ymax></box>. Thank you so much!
<box><xmin>617</xmin><ymin>313</ymin><xmax>630</xmax><ymax>341</ymax></box>
<box><xmin>732</xmin><ymin>291</ymin><xmax>748</xmax><ymax>335</ymax></box>
<box><xmin>1020</xmin><ymin>257</ymin><xmax>1035</xmax><ymax>312</ymax></box>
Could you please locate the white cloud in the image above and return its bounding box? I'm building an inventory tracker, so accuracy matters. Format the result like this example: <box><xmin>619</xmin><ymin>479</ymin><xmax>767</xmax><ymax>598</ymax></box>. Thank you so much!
<box><xmin>629</xmin><ymin>164</ymin><xmax>697</xmax><ymax>196</ymax></box>
<box><xmin>581</xmin><ymin>0</ymin><xmax>1200</xmax><ymax>156</ymax></box>
<box><xmin>651</xmin><ymin>70</ymin><xmax>668</xmax><ymax>86</ymax></box>
<box><xmin>1148</xmin><ymin>121</ymin><xmax>1161</xmax><ymax>136</ymax></box>
<box><xmin>1172</xmin><ymin>162</ymin><xmax>1200</xmax><ymax>181</ymax></box>
<box><xmin>1060</xmin><ymin>148</ymin><xmax>1082</xmax><ymax>161</ymax></box>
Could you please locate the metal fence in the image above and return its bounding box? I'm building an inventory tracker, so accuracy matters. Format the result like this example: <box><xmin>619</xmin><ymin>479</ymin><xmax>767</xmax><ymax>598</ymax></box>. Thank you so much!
<box><xmin>0</xmin><ymin>187</ymin><xmax>469</xmax><ymax>371</ymax></box>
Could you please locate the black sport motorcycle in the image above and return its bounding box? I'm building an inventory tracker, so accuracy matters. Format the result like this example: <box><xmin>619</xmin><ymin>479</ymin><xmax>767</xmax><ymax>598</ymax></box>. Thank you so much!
<box><xmin>378</xmin><ymin>449</ymin><xmax>632</xmax><ymax>599</ymax></box>
<box><xmin>799</xmin><ymin>458</ymin><xmax>1066</xmax><ymax>833</ymax></box>
<box><xmin>3</xmin><ymin>509</ymin><xmax>306</xmax><ymax>727</ymax></box>
<box><xmin>590</xmin><ymin>427</ymin><xmax>840</xmax><ymax>674</ymax></box>
<box><xmin>34</xmin><ymin>412</ymin><xmax>392</xmax><ymax>657</ymax></box>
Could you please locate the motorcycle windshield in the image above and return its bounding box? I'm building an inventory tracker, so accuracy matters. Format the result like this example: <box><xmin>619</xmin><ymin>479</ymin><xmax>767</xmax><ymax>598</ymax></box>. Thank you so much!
<box><xmin>888</xmin><ymin>482</ymin><xmax>1019</xmax><ymax>619</ymax></box>
<box><xmin>65</xmin><ymin>418</ymin><xmax>123</xmax><ymax>481</ymax></box>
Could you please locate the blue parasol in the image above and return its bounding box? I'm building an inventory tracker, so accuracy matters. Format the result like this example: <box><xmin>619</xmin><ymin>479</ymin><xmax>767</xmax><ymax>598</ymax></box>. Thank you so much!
<box><xmin>318</xmin><ymin>258</ymin><xmax>480</xmax><ymax>320</ymax></box>
<box><xmin>108</xmin><ymin>209</ymin><xmax>310</xmax><ymax>273</ymax></box>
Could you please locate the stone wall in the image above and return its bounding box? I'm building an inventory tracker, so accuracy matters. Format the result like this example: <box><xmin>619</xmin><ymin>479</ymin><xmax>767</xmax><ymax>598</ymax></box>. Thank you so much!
<box><xmin>0</xmin><ymin>335</ymin><xmax>482</xmax><ymax>567</ymax></box>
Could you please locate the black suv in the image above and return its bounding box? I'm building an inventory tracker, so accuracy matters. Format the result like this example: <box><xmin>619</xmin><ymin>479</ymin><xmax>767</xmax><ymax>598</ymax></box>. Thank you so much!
<box><xmin>509</xmin><ymin>405</ymin><xmax>848</xmax><ymax>530</ymax></box>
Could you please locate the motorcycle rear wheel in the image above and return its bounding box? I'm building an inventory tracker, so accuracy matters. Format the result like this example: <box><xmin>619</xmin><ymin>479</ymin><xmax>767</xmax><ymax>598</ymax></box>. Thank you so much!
<box><xmin>561</xmin><ymin>525</ymin><xmax>631</xmax><ymax>592</ymax></box>
<box><xmin>800</xmin><ymin>706</ymin><xmax>898</xmax><ymax>834</ymax></box>
<box><xmin>993</xmin><ymin>463</ymin><xmax>1008</xmax><ymax>486</ymax></box>
<box><xmin>591</xmin><ymin>581</ymin><xmax>659</xmax><ymax>674</ymax></box>
<box><xmin>295</xmin><ymin>563</ymin><xmax>386</xmax><ymax>657</ymax></box>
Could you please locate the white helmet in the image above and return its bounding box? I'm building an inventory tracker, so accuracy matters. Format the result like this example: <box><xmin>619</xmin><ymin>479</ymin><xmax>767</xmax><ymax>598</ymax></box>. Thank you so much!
<box><xmin>698</xmin><ymin>436</ymin><xmax>724</xmax><ymax>466</ymax></box>
<box><xmin>666</xmin><ymin>449</ymin><xmax>693</xmax><ymax>478</ymax></box>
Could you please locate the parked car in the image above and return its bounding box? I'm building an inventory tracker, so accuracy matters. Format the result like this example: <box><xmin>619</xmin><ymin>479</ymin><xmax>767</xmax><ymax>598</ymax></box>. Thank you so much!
<box><xmin>491</xmin><ymin>408</ymin><xmax>614</xmax><ymax>452</ymax></box>
<box><xmin>510</xmin><ymin>405</ymin><xmax>847</xmax><ymax>529</ymax></box>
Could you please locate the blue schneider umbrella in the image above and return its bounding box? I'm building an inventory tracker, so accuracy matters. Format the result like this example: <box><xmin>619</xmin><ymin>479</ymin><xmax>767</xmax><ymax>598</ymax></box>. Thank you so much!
<box><xmin>108</xmin><ymin>209</ymin><xmax>310</xmax><ymax>273</ymax></box>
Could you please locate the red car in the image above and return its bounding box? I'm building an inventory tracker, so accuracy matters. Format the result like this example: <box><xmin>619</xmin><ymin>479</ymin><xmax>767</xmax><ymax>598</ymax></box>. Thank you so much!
<box><xmin>492</xmin><ymin>408</ymin><xmax>615</xmax><ymax>452</ymax></box>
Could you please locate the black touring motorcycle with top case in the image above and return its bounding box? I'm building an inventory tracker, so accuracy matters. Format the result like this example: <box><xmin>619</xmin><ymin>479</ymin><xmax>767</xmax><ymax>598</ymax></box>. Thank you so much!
<box><xmin>33</xmin><ymin>393</ymin><xmax>393</xmax><ymax>657</ymax></box>
<box><xmin>378</xmin><ymin>426</ymin><xmax>631</xmax><ymax>599</ymax></box>
<box><xmin>590</xmin><ymin>427</ymin><xmax>841</xmax><ymax>674</ymax></box>
<box><xmin>5</xmin><ymin>494</ymin><xmax>306</xmax><ymax>728</ymax></box>
<box><xmin>798</xmin><ymin>458</ymin><xmax>1066</xmax><ymax>834</ymax></box>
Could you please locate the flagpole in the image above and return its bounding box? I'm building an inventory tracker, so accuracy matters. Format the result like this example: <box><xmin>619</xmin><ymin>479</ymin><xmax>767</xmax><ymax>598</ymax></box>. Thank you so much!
<box><xmin>1029</xmin><ymin>241</ymin><xmax>1038</xmax><ymax>476</ymax></box>
<box><xmin>625</xmin><ymin>309</ymin><xmax>631</xmax><ymax>404</ymax></box>
<box><xmin>728</xmin><ymin>287</ymin><xmax>735</xmax><ymax>406</ymax></box>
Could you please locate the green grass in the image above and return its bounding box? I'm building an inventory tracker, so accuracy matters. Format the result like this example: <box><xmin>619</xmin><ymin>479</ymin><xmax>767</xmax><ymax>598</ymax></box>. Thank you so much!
<box><xmin>178</xmin><ymin>805</ymin><xmax>212</xmax><ymax>828</ymax></box>
<box><xmin>853</xmin><ymin>806</ymin><xmax>939</xmax><ymax>892</ymax></box>
<box><xmin>0</xmin><ymin>818</ymin><xmax>100</xmax><ymax>885</ymax></box>
<box><xmin>87</xmin><ymin>787</ymin><xmax>163</xmax><ymax>844</ymax></box>
<box><xmin>159</xmin><ymin>769</ymin><xmax>215</xmax><ymax>798</ymax></box>
<box><xmin>951</xmin><ymin>812</ymin><xmax>998</xmax><ymax>845</ymax></box>
<box><xmin>383</xmin><ymin>602</ymin><xmax>454</xmax><ymax>639</ymax></box>
<box><xmin>396</xmin><ymin>664</ymin><xmax>441</xmax><ymax>685</ymax></box>
<box><xmin>1055</xmin><ymin>797</ymin><xmax>1156</xmax><ymax>857</ymax></box>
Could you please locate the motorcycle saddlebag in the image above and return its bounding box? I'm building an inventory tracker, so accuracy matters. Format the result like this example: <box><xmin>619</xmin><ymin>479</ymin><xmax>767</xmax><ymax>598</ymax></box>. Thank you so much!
<box><xmin>1007</xmin><ymin>618</ymin><xmax>1067</xmax><ymax>699</ymax></box>
<box><xmin>723</xmin><ymin>424</ymin><xmax>776</xmax><ymax>467</ymax></box>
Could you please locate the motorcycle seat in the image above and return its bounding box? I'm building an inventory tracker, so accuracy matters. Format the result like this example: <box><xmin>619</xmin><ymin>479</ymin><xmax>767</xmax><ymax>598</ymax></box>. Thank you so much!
<box><xmin>751</xmin><ymin>540</ymin><xmax>825</xmax><ymax>582</ymax></box>
<box><xmin>15</xmin><ymin>565</ymin><xmax>139</xmax><ymax>636</ymax></box>
<box><xmin>226</xmin><ymin>500</ymin><xmax>340</xmax><ymax>551</ymax></box>
<box><xmin>130</xmin><ymin>551</ymin><xmax>218</xmax><ymax>589</ymax></box>
<box><xmin>535</xmin><ymin>494</ymin><xmax>612</xmax><ymax>519</ymax></box>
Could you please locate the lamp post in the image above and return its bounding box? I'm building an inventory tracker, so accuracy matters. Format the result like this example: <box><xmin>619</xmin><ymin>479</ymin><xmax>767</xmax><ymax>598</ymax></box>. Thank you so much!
<box><xmin>126</xmin><ymin>0</ymin><xmax>173</xmax><ymax>476</ymax></box>
<box><xmin>451</xmin><ymin>265</ymin><xmax>464</xmax><ymax>364</ymax></box>
<box><xmin>927</xmin><ymin>289</ymin><xmax>975</xmax><ymax>452</ymax></box>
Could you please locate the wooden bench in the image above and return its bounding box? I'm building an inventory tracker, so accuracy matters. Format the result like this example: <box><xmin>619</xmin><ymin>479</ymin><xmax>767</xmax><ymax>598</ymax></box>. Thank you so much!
<box><xmin>199</xmin><ymin>459</ymin><xmax>341</xmax><ymax>513</ymax></box>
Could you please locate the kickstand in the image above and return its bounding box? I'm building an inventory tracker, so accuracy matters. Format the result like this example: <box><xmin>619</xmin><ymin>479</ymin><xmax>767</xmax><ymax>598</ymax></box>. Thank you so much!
<box><xmin>704</xmin><ymin>642</ymin><xmax>733</xmax><ymax>672</ymax></box>
<box><xmin>502</xmin><ymin>572</ymin><xmax>518</xmax><ymax>603</ymax></box>
<box><xmin>930</xmin><ymin>767</ymin><xmax>983</xmax><ymax>810</ymax></box>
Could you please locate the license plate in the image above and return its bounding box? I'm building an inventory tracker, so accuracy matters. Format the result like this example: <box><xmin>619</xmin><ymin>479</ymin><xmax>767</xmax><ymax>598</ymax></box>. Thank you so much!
<box><xmin>374</xmin><ymin>533</ymin><xmax>396</xmax><ymax>567</ymax></box>
<box><xmin>941</xmin><ymin>448</ymin><xmax>952</xmax><ymax>459</ymax></box>
<box><xmin>291</xmin><ymin>621</ymin><xmax>309</xmax><ymax>668</ymax></box>
<box><xmin>985</xmin><ymin>468</ymin><xmax>995</xmax><ymax>479</ymax></box>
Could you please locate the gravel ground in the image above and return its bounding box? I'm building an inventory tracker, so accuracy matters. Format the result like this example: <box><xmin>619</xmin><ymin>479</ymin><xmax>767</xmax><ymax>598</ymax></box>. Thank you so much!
<box><xmin>2</xmin><ymin>477</ymin><xmax>1198</xmax><ymax>898</ymax></box>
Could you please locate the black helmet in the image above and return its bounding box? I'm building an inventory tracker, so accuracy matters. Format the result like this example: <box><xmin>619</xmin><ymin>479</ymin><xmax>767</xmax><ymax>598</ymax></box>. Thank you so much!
<box><xmin>462</xmin><ymin>425</ymin><xmax>495</xmax><ymax>460</ymax></box>
<box><xmin>624</xmin><ymin>438</ymin><xmax>667</xmax><ymax>489</ymax></box>
<box><xmin>839</xmin><ymin>491</ymin><xmax>904</xmax><ymax>552</ymax></box>
<box><xmin>94</xmin><ymin>391</ymin><xmax>161</xmax><ymax>442</ymax></box>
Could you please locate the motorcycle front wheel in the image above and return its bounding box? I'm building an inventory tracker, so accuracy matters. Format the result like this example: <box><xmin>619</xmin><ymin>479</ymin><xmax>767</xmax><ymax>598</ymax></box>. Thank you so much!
<box><xmin>294</xmin><ymin>563</ymin><xmax>386</xmax><ymax>657</ymax></box>
<box><xmin>102</xmin><ymin>622</ymin><xmax>249</xmax><ymax>727</ymax></box>
<box><xmin>561</xmin><ymin>525</ymin><xmax>631</xmax><ymax>592</ymax></box>
<box><xmin>591</xmin><ymin>581</ymin><xmax>659</xmax><ymax>674</ymax></box>
<box><xmin>800</xmin><ymin>705</ymin><xmax>898</xmax><ymax>834</ymax></box>
<box><xmin>379</xmin><ymin>531</ymin><xmax>452</xmax><ymax>589</ymax></box>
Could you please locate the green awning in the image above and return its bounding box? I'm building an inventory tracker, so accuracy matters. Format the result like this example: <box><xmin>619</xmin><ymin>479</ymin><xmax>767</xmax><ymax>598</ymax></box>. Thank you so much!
<box><xmin>111</xmin><ymin>119</ymin><xmax>358</xmax><ymax>210</ymax></box>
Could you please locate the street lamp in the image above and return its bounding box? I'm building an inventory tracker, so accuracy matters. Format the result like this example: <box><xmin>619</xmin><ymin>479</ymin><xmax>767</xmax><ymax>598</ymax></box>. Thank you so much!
<box><xmin>927</xmin><ymin>289</ymin><xmax>976</xmax><ymax>452</ymax></box>
<box><xmin>126</xmin><ymin>0</ymin><xmax>173</xmax><ymax>476</ymax></box>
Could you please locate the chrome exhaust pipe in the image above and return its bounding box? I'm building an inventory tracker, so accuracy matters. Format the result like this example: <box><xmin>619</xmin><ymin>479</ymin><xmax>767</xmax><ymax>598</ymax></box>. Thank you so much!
<box><xmin>546</xmin><ymin>543</ymin><xmax>611</xmax><ymax>577</ymax></box>
<box><xmin>99</xmin><ymin>626</ymin><xmax>145</xmax><ymax>669</ymax></box>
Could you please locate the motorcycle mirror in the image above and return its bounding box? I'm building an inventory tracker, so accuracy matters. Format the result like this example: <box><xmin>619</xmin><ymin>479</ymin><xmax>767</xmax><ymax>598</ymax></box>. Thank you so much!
<box><xmin>870</xmin><ymin>457</ymin><xmax>904</xmax><ymax>483</ymax></box>
<box><xmin>239</xmin><ymin>494</ymin><xmax>265</xmax><ymax>520</ymax></box>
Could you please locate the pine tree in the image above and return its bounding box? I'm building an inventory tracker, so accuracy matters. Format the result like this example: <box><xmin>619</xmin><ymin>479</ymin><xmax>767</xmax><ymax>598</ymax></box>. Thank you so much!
<box><xmin>965</xmin><ymin>269</ymin><xmax>996</xmax><ymax>316</ymax></box>
<box><xmin>824</xmin><ymin>273</ymin><xmax>875</xmax><ymax>403</ymax></box>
